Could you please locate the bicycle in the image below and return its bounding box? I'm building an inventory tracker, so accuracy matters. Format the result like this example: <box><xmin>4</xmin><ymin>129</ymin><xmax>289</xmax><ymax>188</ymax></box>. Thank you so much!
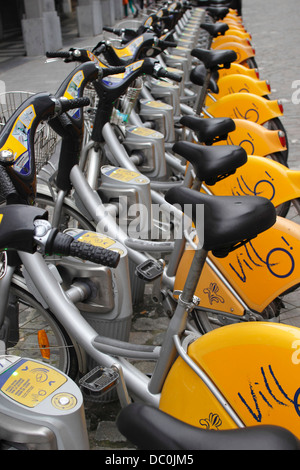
<box><xmin>27</xmin><ymin>59</ymin><xmax>300</xmax><ymax>333</ymax></box>
<box><xmin>44</xmin><ymin>47</ymin><xmax>295</xmax><ymax>226</ymax></box>
<box><xmin>116</xmin><ymin>402</ymin><xmax>300</xmax><ymax>450</ymax></box>
<box><xmin>4</xmin><ymin>117</ymin><xmax>300</xmax><ymax>441</ymax></box>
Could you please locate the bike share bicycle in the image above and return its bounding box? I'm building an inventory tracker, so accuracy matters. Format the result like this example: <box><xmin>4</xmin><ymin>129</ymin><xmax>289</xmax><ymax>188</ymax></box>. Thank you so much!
<box><xmin>38</xmin><ymin>47</ymin><xmax>300</xmax><ymax>332</ymax></box>
<box><xmin>0</xmin><ymin>95</ymin><xmax>115</xmax><ymax>450</ymax></box>
<box><xmin>2</xmin><ymin>88</ymin><xmax>300</xmax><ymax>448</ymax></box>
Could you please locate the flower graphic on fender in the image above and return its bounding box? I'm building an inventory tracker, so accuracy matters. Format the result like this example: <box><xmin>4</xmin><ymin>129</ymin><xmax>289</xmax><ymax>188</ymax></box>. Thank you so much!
<box><xmin>203</xmin><ymin>283</ymin><xmax>225</xmax><ymax>305</ymax></box>
<box><xmin>199</xmin><ymin>413</ymin><xmax>222</xmax><ymax>430</ymax></box>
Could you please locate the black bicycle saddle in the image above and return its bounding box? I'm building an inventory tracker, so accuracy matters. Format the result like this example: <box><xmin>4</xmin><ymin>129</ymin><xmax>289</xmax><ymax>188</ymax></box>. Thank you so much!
<box><xmin>117</xmin><ymin>403</ymin><xmax>300</xmax><ymax>450</ymax></box>
<box><xmin>179</xmin><ymin>116</ymin><xmax>235</xmax><ymax>144</ymax></box>
<box><xmin>191</xmin><ymin>48</ymin><xmax>237</xmax><ymax>69</ymax></box>
<box><xmin>206</xmin><ymin>6</ymin><xmax>230</xmax><ymax>20</ymax></box>
<box><xmin>200</xmin><ymin>22</ymin><xmax>229</xmax><ymax>37</ymax></box>
<box><xmin>172</xmin><ymin>141</ymin><xmax>246</xmax><ymax>185</ymax></box>
<box><xmin>165</xmin><ymin>186</ymin><xmax>276</xmax><ymax>257</ymax></box>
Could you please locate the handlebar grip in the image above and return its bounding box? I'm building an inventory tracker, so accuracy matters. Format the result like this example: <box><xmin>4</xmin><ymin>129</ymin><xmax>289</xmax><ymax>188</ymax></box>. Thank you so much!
<box><xmin>103</xmin><ymin>26</ymin><xmax>115</xmax><ymax>32</ymax></box>
<box><xmin>46</xmin><ymin>51</ymin><xmax>72</xmax><ymax>58</ymax></box>
<box><xmin>49</xmin><ymin>231</ymin><xmax>120</xmax><ymax>267</ymax></box>
<box><xmin>159</xmin><ymin>41</ymin><xmax>177</xmax><ymax>48</ymax></box>
<box><xmin>158</xmin><ymin>68</ymin><xmax>182</xmax><ymax>83</ymax></box>
<box><xmin>69</xmin><ymin>240</ymin><xmax>120</xmax><ymax>268</ymax></box>
<box><xmin>103</xmin><ymin>26</ymin><xmax>122</xmax><ymax>36</ymax></box>
<box><xmin>59</xmin><ymin>97</ymin><xmax>90</xmax><ymax>113</ymax></box>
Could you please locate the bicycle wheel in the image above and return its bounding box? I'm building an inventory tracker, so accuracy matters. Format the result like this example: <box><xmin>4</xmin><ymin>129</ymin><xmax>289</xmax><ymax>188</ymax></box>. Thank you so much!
<box><xmin>35</xmin><ymin>193</ymin><xmax>95</xmax><ymax>232</ymax></box>
<box><xmin>191</xmin><ymin>299</ymin><xmax>281</xmax><ymax>334</ymax></box>
<box><xmin>192</xmin><ymin>286</ymin><xmax>300</xmax><ymax>334</ymax></box>
<box><xmin>7</xmin><ymin>282</ymin><xmax>79</xmax><ymax>379</ymax></box>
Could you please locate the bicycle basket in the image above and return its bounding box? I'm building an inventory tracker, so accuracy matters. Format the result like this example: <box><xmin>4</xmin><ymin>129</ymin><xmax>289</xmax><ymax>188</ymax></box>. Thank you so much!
<box><xmin>110</xmin><ymin>77</ymin><xmax>143</xmax><ymax>126</ymax></box>
<box><xmin>0</xmin><ymin>91</ymin><xmax>58</xmax><ymax>173</ymax></box>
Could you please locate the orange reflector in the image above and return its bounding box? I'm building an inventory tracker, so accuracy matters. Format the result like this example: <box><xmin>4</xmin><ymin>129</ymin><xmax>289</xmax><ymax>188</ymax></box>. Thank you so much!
<box><xmin>38</xmin><ymin>329</ymin><xmax>50</xmax><ymax>359</ymax></box>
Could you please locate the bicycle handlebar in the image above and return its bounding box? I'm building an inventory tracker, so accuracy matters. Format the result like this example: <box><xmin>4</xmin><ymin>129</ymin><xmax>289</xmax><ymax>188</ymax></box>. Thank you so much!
<box><xmin>56</xmin><ymin>96</ymin><xmax>90</xmax><ymax>114</ymax></box>
<box><xmin>155</xmin><ymin>67</ymin><xmax>182</xmax><ymax>82</ymax></box>
<box><xmin>158</xmin><ymin>40</ymin><xmax>177</xmax><ymax>49</ymax></box>
<box><xmin>45</xmin><ymin>230</ymin><xmax>121</xmax><ymax>268</ymax></box>
<box><xmin>103</xmin><ymin>26</ymin><xmax>123</xmax><ymax>36</ymax></box>
<box><xmin>46</xmin><ymin>51</ymin><xmax>73</xmax><ymax>59</ymax></box>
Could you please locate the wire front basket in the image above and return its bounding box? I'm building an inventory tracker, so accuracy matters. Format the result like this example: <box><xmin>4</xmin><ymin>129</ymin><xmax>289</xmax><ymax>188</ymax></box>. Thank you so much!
<box><xmin>0</xmin><ymin>91</ymin><xmax>58</xmax><ymax>173</ymax></box>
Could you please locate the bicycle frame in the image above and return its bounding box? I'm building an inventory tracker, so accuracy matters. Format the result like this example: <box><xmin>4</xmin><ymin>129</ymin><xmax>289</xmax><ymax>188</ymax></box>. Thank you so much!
<box><xmin>5</xmin><ymin>227</ymin><xmax>300</xmax><ymax>439</ymax></box>
<box><xmin>37</xmin><ymin>152</ymin><xmax>300</xmax><ymax>324</ymax></box>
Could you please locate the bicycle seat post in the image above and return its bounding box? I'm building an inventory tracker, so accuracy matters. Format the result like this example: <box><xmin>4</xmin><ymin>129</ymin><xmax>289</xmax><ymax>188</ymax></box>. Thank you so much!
<box><xmin>194</xmin><ymin>69</ymin><xmax>212</xmax><ymax>115</ymax></box>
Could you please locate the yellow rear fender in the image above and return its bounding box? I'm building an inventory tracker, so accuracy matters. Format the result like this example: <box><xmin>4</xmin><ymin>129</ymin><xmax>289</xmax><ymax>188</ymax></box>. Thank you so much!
<box><xmin>212</xmin><ymin>35</ymin><xmax>252</xmax><ymax>49</ymax></box>
<box><xmin>224</xmin><ymin>28</ymin><xmax>252</xmax><ymax>40</ymax></box>
<box><xmin>212</xmin><ymin>216</ymin><xmax>300</xmax><ymax>312</ymax></box>
<box><xmin>173</xmin><ymin>249</ymin><xmax>245</xmax><ymax>316</ymax></box>
<box><xmin>213</xmin><ymin>119</ymin><xmax>286</xmax><ymax>157</ymax></box>
<box><xmin>213</xmin><ymin>41</ymin><xmax>255</xmax><ymax>64</ymax></box>
<box><xmin>218</xmin><ymin>63</ymin><xmax>259</xmax><ymax>80</ymax></box>
<box><xmin>221</xmin><ymin>20</ymin><xmax>247</xmax><ymax>32</ymax></box>
<box><xmin>174</xmin><ymin>216</ymin><xmax>300</xmax><ymax>314</ymax></box>
<box><xmin>160</xmin><ymin>322</ymin><xmax>300</xmax><ymax>439</ymax></box>
<box><xmin>206</xmin><ymin>93</ymin><xmax>283</xmax><ymax>125</ymax></box>
<box><xmin>205</xmin><ymin>155</ymin><xmax>300</xmax><ymax>208</ymax></box>
<box><xmin>207</xmin><ymin>74</ymin><xmax>270</xmax><ymax>101</ymax></box>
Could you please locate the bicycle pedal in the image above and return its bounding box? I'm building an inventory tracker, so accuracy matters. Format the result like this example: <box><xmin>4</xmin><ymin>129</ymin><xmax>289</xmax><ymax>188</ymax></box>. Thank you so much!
<box><xmin>79</xmin><ymin>366</ymin><xmax>119</xmax><ymax>401</ymax></box>
<box><xmin>135</xmin><ymin>259</ymin><xmax>164</xmax><ymax>281</ymax></box>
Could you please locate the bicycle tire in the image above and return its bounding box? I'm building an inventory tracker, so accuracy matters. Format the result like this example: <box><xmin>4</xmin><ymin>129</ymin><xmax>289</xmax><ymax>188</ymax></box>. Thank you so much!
<box><xmin>264</xmin><ymin>117</ymin><xmax>289</xmax><ymax>166</ymax></box>
<box><xmin>7</xmin><ymin>282</ymin><xmax>79</xmax><ymax>379</ymax></box>
<box><xmin>192</xmin><ymin>286</ymin><xmax>300</xmax><ymax>334</ymax></box>
<box><xmin>191</xmin><ymin>301</ymin><xmax>279</xmax><ymax>334</ymax></box>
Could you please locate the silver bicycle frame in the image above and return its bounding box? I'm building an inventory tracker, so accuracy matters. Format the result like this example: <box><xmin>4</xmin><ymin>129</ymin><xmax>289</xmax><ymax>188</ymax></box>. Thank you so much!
<box><xmin>13</xmin><ymin>248</ymin><xmax>244</xmax><ymax>428</ymax></box>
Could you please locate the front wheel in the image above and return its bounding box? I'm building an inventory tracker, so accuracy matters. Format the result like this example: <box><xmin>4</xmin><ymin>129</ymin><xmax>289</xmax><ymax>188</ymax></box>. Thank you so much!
<box><xmin>7</xmin><ymin>281</ymin><xmax>79</xmax><ymax>379</ymax></box>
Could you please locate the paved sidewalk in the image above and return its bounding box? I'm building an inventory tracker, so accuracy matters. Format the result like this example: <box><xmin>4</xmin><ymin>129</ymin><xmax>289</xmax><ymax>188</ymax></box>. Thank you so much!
<box><xmin>0</xmin><ymin>0</ymin><xmax>299</xmax><ymax>450</ymax></box>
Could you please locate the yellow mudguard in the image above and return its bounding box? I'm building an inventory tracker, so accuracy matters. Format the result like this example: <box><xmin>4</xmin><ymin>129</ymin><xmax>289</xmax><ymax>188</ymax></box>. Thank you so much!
<box><xmin>213</xmin><ymin>119</ymin><xmax>286</xmax><ymax>157</ymax></box>
<box><xmin>218</xmin><ymin>63</ymin><xmax>259</xmax><ymax>80</ymax></box>
<box><xmin>160</xmin><ymin>322</ymin><xmax>300</xmax><ymax>438</ymax></box>
<box><xmin>206</xmin><ymin>93</ymin><xmax>283</xmax><ymax>125</ymax></box>
<box><xmin>205</xmin><ymin>75</ymin><xmax>270</xmax><ymax>107</ymax></box>
<box><xmin>213</xmin><ymin>41</ymin><xmax>255</xmax><ymax>65</ymax></box>
<box><xmin>174</xmin><ymin>216</ymin><xmax>300</xmax><ymax>314</ymax></box>
<box><xmin>216</xmin><ymin>74</ymin><xmax>270</xmax><ymax>97</ymax></box>
<box><xmin>221</xmin><ymin>19</ymin><xmax>247</xmax><ymax>31</ymax></box>
<box><xmin>224</xmin><ymin>28</ymin><xmax>252</xmax><ymax>40</ymax></box>
<box><xmin>212</xmin><ymin>35</ymin><xmax>252</xmax><ymax>50</ymax></box>
<box><xmin>205</xmin><ymin>155</ymin><xmax>300</xmax><ymax>208</ymax></box>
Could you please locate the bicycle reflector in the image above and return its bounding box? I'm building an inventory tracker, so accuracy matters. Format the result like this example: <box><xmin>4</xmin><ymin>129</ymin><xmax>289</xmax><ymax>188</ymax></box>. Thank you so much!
<box><xmin>38</xmin><ymin>329</ymin><xmax>50</xmax><ymax>360</ymax></box>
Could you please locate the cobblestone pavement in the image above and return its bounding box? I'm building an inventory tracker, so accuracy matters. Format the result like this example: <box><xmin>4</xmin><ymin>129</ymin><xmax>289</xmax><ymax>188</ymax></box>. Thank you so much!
<box><xmin>0</xmin><ymin>0</ymin><xmax>299</xmax><ymax>451</ymax></box>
